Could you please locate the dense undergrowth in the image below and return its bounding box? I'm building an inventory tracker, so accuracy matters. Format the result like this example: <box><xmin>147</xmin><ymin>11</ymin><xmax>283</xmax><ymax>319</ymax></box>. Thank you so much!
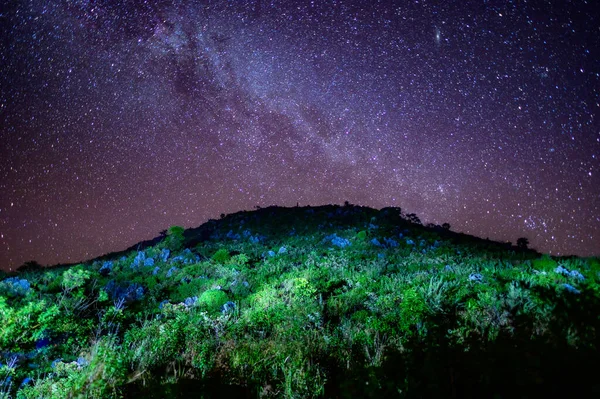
<box><xmin>1</xmin><ymin>204</ymin><xmax>599</xmax><ymax>398</ymax></box>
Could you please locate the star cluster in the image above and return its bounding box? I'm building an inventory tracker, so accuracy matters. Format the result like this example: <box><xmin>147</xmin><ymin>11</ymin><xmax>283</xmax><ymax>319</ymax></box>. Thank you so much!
<box><xmin>1</xmin><ymin>0</ymin><xmax>598</xmax><ymax>270</ymax></box>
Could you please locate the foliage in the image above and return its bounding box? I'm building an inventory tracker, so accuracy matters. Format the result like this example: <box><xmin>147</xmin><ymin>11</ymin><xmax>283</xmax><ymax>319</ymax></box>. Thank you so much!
<box><xmin>161</xmin><ymin>225</ymin><xmax>186</xmax><ymax>251</ymax></box>
<box><xmin>0</xmin><ymin>277</ymin><xmax>31</xmax><ymax>298</ymax></box>
<box><xmin>532</xmin><ymin>254</ymin><xmax>557</xmax><ymax>271</ymax></box>
<box><xmin>517</xmin><ymin>237</ymin><xmax>530</xmax><ymax>249</ymax></box>
<box><xmin>61</xmin><ymin>266</ymin><xmax>92</xmax><ymax>292</ymax></box>
<box><xmin>0</xmin><ymin>204</ymin><xmax>598</xmax><ymax>398</ymax></box>
<box><xmin>197</xmin><ymin>289</ymin><xmax>229</xmax><ymax>313</ymax></box>
<box><xmin>211</xmin><ymin>248</ymin><xmax>230</xmax><ymax>264</ymax></box>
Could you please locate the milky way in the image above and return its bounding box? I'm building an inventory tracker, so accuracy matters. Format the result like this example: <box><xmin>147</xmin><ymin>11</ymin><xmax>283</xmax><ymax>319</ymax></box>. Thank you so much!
<box><xmin>1</xmin><ymin>0</ymin><xmax>599</xmax><ymax>270</ymax></box>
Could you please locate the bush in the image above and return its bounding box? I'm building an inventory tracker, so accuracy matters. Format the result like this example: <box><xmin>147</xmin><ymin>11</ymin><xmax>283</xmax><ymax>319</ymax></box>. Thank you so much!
<box><xmin>164</xmin><ymin>225</ymin><xmax>185</xmax><ymax>251</ymax></box>
<box><xmin>172</xmin><ymin>278</ymin><xmax>212</xmax><ymax>303</ymax></box>
<box><xmin>282</xmin><ymin>277</ymin><xmax>316</xmax><ymax>303</ymax></box>
<box><xmin>124</xmin><ymin>319</ymin><xmax>182</xmax><ymax>372</ymax></box>
<box><xmin>61</xmin><ymin>267</ymin><xmax>91</xmax><ymax>292</ymax></box>
<box><xmin>198</xmin><ymin>290</ymin><xmax>229</xmax><ymax>313</ymax></box>
<box><xmin>103</xmin><ymin>281</ymin><xmax>145</xmax><ymax>304</ymax></box>
<box><xmin>532</xmin><ymin>255</ymin><xmax>557</xmax><ymax>271</ymax></box>
<box><xmin>212</xmin><ymin>248</ymin><xmax>230</xmax><ymax>264</ymax></box>
<box><xmin>0</xmin><ymin>277</ymin><xmax>31</xmax><ymax>297</ymax></box>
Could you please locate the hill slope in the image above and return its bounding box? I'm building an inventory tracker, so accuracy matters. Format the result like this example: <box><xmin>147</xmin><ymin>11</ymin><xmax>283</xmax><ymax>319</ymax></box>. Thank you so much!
<box><xmin>1</xmin><ymin>204</ymin><xmax>599</xmax><ymax>398</ymax></box>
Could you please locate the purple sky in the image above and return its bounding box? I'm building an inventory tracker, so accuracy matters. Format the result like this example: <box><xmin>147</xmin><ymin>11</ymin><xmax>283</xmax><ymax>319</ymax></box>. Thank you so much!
<box><xmin>1</xmin><ymin>0</ymin><xmax>599</xmax><ymax>270</ymax></box>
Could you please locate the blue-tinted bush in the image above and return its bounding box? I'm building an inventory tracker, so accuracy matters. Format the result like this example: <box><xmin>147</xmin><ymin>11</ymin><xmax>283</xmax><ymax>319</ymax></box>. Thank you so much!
<box><xmin>35</xmin><ymin>336</ymin><xmax>51</xmax><ymax>350</ymax></box>
<box><xmin>324</xmin><ymin>234</ymin><xmax>351</xmax><ymax>248</ymax></box>
<box><xmin>76</xmin><ymin>357</ymin><xmax>88</xmax><ymax>368</ymax></box>
<box><xmin>563</xmin><ymin>283</ymin><xmax>580</xmax><ymax>294</ymax></box>
<box><xmin>158</xmin><ymin>299</ymin><xmax>170</xmax><ymax>309</ymax></box>
<box><xmin>226</xmin><ymin>230</ymin><xmax>241</xmax><ymax>240</ymax></box>
<box><xmin>132</xmin><ymin>251</ymin><xmax>146</xmax><ymax>269</ymax></box>
<box><xmin>171</xmin><ymin>249</ymin><xmax>199</xmax><ymax>265</ymax></box>
<box><xmin>184</xmin><ymin>296</ymin><xmax>198</xmax><ymax>307</ymax></box>
<box><xmin>555</xmin><ymin>265</ymin><xmax>569</xmax><ymax>275</ymax></box>
<box><xmin>99</xmin><ymin>261</ymin><xmax>113</xmax><ymax>276</ymax></box>
<box><xmin>0</xmin><ymin>277</ymin><xmax>31</xmax><ymax>297</ymax></box>
<box><xmin>20</xmin><ymin>376</ymin><xmax>33</xmax><ymax>388</ymax></box>
<box><xmin>569</xmin><ymin>270</ymin><xmax>585</xmax><ymax>280</ymax></box>
<box><xmin>104</xmin><ymin>280</ymin><xmax>145</xmax><ymax>304</ymax></box>
<box><xmin>166</xmin><ymin>267</ymin><xmax>179</xmax><ymax>278</ymax></box>
<box><xmin>160</xmin><ymin>248</ymin><xmax>170</xmax><ymax>262</ymax></box>
<box><xmin>555</xmin><ymin>266</ymin><xmax>586</xmax><ymax>280</ymax></box>
<box><xmin>222</xmin><ymin>301</ymin><xmax>236</xmax><ymax>314</ymax></box>
<box><xmin>383</xmin><ymin>237</ymin><xmax>398</xmax><ymax>247</ymax></box>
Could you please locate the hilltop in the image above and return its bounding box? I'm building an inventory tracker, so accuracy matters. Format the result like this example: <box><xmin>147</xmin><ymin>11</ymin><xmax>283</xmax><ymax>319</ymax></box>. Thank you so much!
<box><xmin>1</xmin><ymin>204</ymin><xmax>599</xmax><ymax>398</ymax></box>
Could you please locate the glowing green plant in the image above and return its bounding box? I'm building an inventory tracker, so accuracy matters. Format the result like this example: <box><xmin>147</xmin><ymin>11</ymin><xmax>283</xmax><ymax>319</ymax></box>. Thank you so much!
<box><xmin>61</xmin><ymin>267</ymin><xmax>91</xmax><ymax>292</ymax></box>
<box><xmin>163</xmin><ymin>225</ymin><xmax>185</xmax><ymax>251</ymax></box>
<box><xmin>198</xmin><ymin>289</ymin><xmax>229</xmax><ymax>313</ymax></box>
<box><xmin>212</xmin><ymin>248</ymin><xmax>230</xmax><ymax>264</ymax></box>
<box><xmin>532</xmin><ymin>255</ymin><xmax>557</xmax><ymax>271</ymax></box>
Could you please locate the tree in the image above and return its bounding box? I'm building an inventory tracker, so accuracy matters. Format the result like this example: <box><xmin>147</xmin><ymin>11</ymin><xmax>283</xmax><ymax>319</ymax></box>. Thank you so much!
<box><xmin>405</xmin><ymin>213</ymin><xmax>422</xmax><ymax>225</ymax></box>
<box><xmin>17</xmin><ymin>260</ymin><xmax>42</xmax><ymax>273</ymax></box>
<box><xmin>163</xmin><ymin>225</ymin><xmax>185</xmax><ymax>251</ymax></box>
<box><xmin>516</xmin><ymin>237</ymin><xmax>529</xmax><ymax>250</ymax></box>
<box><xmin>442</xmin><ymin>223</ymin><xmax>451</xmax><ymax>230</ymax></box>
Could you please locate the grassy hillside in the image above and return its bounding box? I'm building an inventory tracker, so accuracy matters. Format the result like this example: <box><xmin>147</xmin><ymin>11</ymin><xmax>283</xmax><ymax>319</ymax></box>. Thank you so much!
<box><xmin>1</xmin><ymin>204</ymin><xmax>599</xmax><ymax>398</ymax></box>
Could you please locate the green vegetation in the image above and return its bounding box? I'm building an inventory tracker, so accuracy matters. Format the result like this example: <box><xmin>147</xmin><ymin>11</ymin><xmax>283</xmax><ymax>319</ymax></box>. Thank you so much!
<box><xmin>1</xmin><ymin>204</ymin><xmax>599</xmax><ymax>398</ymax></box>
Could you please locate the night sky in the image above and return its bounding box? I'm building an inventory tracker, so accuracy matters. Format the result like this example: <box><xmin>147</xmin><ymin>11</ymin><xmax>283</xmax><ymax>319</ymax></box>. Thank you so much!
<box><xmin>1</xmin><ymin>0</ymin><xmax>599</xmax><ymax>271</ymax></box>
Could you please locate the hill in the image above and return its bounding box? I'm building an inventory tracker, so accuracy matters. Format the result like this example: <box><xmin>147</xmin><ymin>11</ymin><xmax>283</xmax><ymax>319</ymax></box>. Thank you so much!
<box><xmin>1</xmin><ymin>204</ymin><xmax>599</xmax><ymax>398</ymax></box>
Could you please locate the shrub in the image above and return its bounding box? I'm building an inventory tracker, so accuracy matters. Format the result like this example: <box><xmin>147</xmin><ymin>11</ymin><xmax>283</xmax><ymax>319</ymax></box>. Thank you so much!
<box><xmin>244</xmin><ymin>286</ymin><xmax>288</xmax><ymax>334</ymax></box>
<box><xmin>164</xmin><ymin>225</ymin><xmax>185</xmax><ymax>251</ymax></box>
<box><xmin>125</xmin><ymin>319</ymin><xmax>183</xmax><ymax>372</ymax></box>
<box><xmin>0</xmin><ymin>277</ymin><xmax>31</xmax><ymax>297</ymax></box>
<box><xmin>172</xmin><ymin>278</ymin><xmax>212</xmax><ymax>303</ymax></box>
<box><xmin>398</xmin><ymin>286</ymin><xmax>428</xmax><ymax>336</ymax></box>
<box><xmin>324</xmin><ymin>234</ymin><xmax>351</xmax><ymax>248</ymax></box>
<box><xmin>282</xmin><ymin>277</ymin><xmax>316</xmax><ymax>303</ymax></box>
<box><xmin>231</xmin><ymin>253</ymin><xmax>250</xmax><ymax>268</ymax></box>
<box><xmin>61</xmin><ymin>267</ymin><xmax>91</xmax><ymax>292</ymax></box>
<box><xmin>198</xmin><ymin>290</ymin><xmax>229</xmax><ymax>313</ymax></box>
<box><xmin>532</xmin><ymin>255</ymin><xmax>557</xmax><ymax>271</ymax></box>
<box><xmin>0</xmin><ymin>299</ymin><xmax>52</xmax><ymax>350</ymax></box>
<box><xmin>99</xmin><ymin>261</ymin><xmax>113</xmax><ymax>276</ymax></box>
<box><xmin>212</xmin><ymin>248</ymin><xmax>230</xmax><ymax>264</ymax></box>
<box><xmin>103</xmin><ymin>281</ymin><xmax>145</xmax><ymax>304</ymax></box>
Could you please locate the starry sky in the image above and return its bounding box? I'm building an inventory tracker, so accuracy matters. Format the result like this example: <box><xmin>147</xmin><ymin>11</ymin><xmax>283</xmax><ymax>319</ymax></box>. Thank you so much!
<box><xmin>1</xmin><ymin>0</ymin><xmax>599</xmax><ymax>271</ymax></box>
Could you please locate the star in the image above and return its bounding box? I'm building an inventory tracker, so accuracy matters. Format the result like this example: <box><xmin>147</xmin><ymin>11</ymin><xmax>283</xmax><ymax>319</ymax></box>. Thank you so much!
<box><xmin>0</xmin><ymin>0</ymin><xmax>598</xmax><ymax>270</ymax></box>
